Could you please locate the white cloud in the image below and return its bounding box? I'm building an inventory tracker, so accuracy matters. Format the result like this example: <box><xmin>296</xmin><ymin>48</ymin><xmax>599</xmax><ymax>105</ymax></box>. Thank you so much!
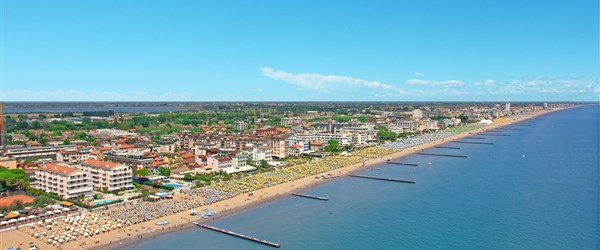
<box><xmin>260</xmin><ymin>66</ymin><xmax>405</xmax><ymax>93</ymax></box>
<box><xmin>484</xmin><ymin>80</ymin><xmax>496</xmax><ymax>86</ymax></box>
<box><xmin>483</xmin><ymin>76</ymin><xmax>599</xmax><ymax>96</ymax></box>
<box><xmin>254</xmin><ymin>88</ymin><xmax>263</xmax><ymax>92</ymax></box>
<box><xmin>414</xmin><ymin>72</ymin><xmax>425</xmax><ymax>77</ymax></box>
<box><xmin>526</xmin><ymin>80</ymin><xmax>547</xmax><ymax>86</ymax></box>
<box><xmin>406</xmin><ymin>78</ymin><xmax>464</xmax><ymax>88</ymax></box>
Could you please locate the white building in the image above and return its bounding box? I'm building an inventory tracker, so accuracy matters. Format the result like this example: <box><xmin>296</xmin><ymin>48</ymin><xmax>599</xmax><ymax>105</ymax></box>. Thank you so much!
<box><xmin>206</xmin><ymin>156</ymin><xmax>232</xmax><ymax>171</ymax></box>
<box><xmin>246</xmin><ymin>145</ymin><xmax>272</xmax><ymax>162</ymax></box>
<box><xmin>413</xmin><ymin>109</ymin><xmax>423</xmax><ymax>119</ymax></box>
<box><xmin>79</xmin><ymin>159</ymin><xmax>133</xmax><ymax>191</ymax></box>
<box><xmin>35</xmin><ymin>163</ymin><xmax>93</xmax><ymax>199</ymax></box>
<box><xmin>233</xmin><ymin>120</ymin><xmax>248</xmax><ymax>131</ymax></box>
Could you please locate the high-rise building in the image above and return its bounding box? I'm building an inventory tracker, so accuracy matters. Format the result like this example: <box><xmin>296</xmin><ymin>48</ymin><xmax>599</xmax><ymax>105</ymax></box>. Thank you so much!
<box><xmin>505</xmin><ymin>103</ymin><xmax>511</xmax><ymax>113</ymax></box>
<box><xmin>233</xmin><ymin>120</ymin><xmax>248</xmax><ymax>131</ymax></box>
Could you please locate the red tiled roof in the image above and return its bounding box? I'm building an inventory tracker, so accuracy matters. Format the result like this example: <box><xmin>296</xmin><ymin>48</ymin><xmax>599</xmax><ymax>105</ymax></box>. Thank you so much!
<box><xmin>152</xmin><ymin>161</ymin><xmax>166</xmax><ymax>167</ymax></box>
<box><xmin>290</xmin><ymin>144</ymin><xmax>301</xmax><ymax>149</ymax></box>
<box><xmin>181</xmin><ymin>153</ymin><xmax>194</xmax><ymax>159</ymax></box>
<box><xmin>82</xmin><ymin>159</ymin><xmax>121</xmax><ymax>169</ymax></box>
<box><xmin>117</xmin><ymin>144</ymin><xmax>134</xmax><ymax>149</ymax></box>
<box><xmin>40</xmin><ymin>163</ymin><xmax>79</xmax><ymax>175</ymax></box>
<box><xmin>98</xmin><ymin>147</ymin><xmax>113</xmax><ymax>151</ymax></box>
<box><xmin>310</xmin><ymin>141</ymin><xmax>324</xmax><ymax>146</ymax></box>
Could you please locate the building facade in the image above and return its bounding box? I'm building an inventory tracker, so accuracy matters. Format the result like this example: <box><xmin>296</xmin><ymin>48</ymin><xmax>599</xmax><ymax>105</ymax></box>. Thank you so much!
<box><xmin>79</xmin><ymin>159</ymin><xmax>133</xmax><ymax>191</ymax></box>
<box><xmin>35</xmin><ymin>163</ymin><xmax>93</xmax><ymax>199</ymax></box>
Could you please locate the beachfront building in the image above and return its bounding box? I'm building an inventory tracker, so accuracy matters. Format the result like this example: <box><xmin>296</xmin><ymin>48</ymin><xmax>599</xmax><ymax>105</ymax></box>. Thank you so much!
<box><xmin>231</xmin><ymin>151</ymin><xmax>250</xmax><ymax>168</ymax></box>
<box><xmin>79</xmin><ymin>159</ymin><xmax>134</xmax><ymax>191</ymax></box>
<box><xmin>35</xmin><ymin>163</ymin><xmax>93</xmax><ymax>199</ymax></box>
<box><xmin>246</xmin><ymin>145</ymin><xmax>273</xmax><ymax>162</ymax></box>
<box><xmin>289</xmin><ymin>132</ymin><xmax>353</xmax><ymax>147</ymax></box>
<box><xmin>206</xmin><ymin>155</ymin><xmax>232</xmax><ymax>172</ymax></box>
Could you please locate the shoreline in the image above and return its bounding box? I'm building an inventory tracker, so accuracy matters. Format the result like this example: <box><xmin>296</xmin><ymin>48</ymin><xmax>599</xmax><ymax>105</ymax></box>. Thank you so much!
<box><xmin>1</xmin><ymin>107</ymin><xmax>568</xmax><ymax>250</ymax></box>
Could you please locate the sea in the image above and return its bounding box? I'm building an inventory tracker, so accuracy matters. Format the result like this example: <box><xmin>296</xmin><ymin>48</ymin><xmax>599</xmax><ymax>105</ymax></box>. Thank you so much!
<box><xmin>124</xmin><ymin>105</ymin><xmax>599</xmax><ymax>250</ymax></box>
<box><xmin>3</xmin><ymin>106</ymin><xmax>190</xmax><ymax>114</ymax></box>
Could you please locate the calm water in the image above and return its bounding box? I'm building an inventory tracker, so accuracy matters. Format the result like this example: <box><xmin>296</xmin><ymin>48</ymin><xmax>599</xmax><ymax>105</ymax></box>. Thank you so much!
<box><xmin>125</xmin><ymin>105</ymin><xmax>599</xmax><ymax>250</ymax></box>
<box><xmin>3</xmin><ymin>106</ymin><xmax>190</xmax><ymax>114</ymax></box>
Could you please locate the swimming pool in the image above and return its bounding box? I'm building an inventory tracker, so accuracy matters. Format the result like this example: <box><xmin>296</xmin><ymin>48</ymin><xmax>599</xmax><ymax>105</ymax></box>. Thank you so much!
<box><xmin>92</xmin><ymin>198</ymin><xmax>123</xmax><ymax>206</ymax></box>
<box><xmin>162</xmin><ymin>182</ymin><xmax>184</xmax><ymax>188</ymax></box>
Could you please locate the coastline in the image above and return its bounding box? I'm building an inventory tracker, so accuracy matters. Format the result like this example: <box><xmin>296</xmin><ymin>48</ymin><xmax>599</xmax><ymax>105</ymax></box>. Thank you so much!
<box><xmin>1</xmin><ymin>107</ymin><xmax>568</xmax><ymax>250</ymax></box>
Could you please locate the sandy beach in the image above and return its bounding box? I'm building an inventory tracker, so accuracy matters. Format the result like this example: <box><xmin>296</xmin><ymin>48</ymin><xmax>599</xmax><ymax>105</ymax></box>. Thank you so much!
<box><xmin>0</xmin><ymin>108</ymin><xmax>565</xmax><ymax>250</ymax></box>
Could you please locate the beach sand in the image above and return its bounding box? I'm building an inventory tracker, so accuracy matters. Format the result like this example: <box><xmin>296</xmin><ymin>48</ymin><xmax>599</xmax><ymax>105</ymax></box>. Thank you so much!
<box><xmin>0</xmin><ymin>108</ymin><xmax>564</xmax><ymax>250</ymax></box>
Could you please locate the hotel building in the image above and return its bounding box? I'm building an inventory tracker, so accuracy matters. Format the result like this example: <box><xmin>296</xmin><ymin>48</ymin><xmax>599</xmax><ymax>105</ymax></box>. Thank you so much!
<box><xmin>79</xmin><ymin>159</ymin><xmax>133</xmax><ymax>191</ymax></box>
<box><xmin>35</xmin><ymin>163</ymin><xmax>93</xmax><ymax>199</ymax></box>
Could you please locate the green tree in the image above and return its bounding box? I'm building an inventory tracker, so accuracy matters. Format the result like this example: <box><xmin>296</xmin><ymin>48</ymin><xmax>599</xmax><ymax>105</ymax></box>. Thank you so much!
<box><xmin>377</xmin><ymin>131</ymin><xmax>397</xmax><ymax>140</ymax></box>
<box><xmin>157</xmin><ymin>167</ymin><xmax>170</xmax><ymax>177</ymax></box>
<box><xmin>63</xmin><ymin>138</ymin><xmax>71</xmax><ymax>145</ymax></box>
<box><xmin>75</xmin><ymin>132</ymin><xmax>88</xmax><ymax>140</ymax></box>
<box><xmin>32</xmin><ymin>196</ymin><xmax>54</xmax><ymax>207</ymax></box>
<box><xmin>0</xmin><ymin>168</ymin><xmax>29</xmax><ymax>191</ymax></box>
<box><xmin>133</xmin><ymin>169</ymin><xmax>149</xmax><ymax>177</ymax></box>
<box><xmin>183</xmin><ymin>173</ymin><xmax>194</xmax><ymax>181</ymax></box>
<box><xmin>324</xmin><ymin>140</ymin><xmax>340</xmax><ymax>153</ymax></box>
<box><xmin>259</xmin><ymin>160</ymin><xmax>269</xmax><ymax>169</ymax></box>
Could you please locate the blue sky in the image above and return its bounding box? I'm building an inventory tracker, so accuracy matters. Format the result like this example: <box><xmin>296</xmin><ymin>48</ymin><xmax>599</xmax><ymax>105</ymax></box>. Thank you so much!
<box><xmin>2</xmin><ymin>0</ymin><xmax>598</xmax><ymax>102</ymax></box>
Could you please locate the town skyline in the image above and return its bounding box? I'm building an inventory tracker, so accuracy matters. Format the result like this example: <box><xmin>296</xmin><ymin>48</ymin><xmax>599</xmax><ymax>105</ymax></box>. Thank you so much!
<box><xmin>2</xmin><ymin>0</ymin><xmax>598</xmax><ymax>102</ymax></box>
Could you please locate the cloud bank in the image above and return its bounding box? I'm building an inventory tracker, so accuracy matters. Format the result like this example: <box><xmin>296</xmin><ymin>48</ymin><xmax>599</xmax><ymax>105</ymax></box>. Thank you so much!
<box><xmin>260</xmin><ymin>66</ymin><xmax>404</xmax><ymax>93</ymax></box>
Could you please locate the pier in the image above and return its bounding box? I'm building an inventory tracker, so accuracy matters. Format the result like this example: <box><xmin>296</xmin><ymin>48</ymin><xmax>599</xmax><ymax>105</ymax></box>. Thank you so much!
<box><xmin>416</xmin><ymin>152</ymin><xmax>468</xmax><ymax>158</ymax></box>
<box><xmin>451</xmin><ymin>141</ymin><xmax>494</xmax><ymax>145</ymax></box>
<box><xmin>349</xmin><ymin>174</ymin><xmax>415</xmax><ymax>183</ymax></box>
<box><xmin>291</xmin><ymin>193</ymin><xmax>328</xmax><ymax>201</ymax></box>
<box><xmin>479</xmin><ymin>133</ymin><xmax>511</xmax><ymax>136</ymax></box>
<box><xmin>192</xmin><ymin>222</ymin><xmax>281</xmax><ymax>248</ymax></box>
<box><xmin>386</xmin><ymin>162</ymin><xmax>419</xmax><ymax>166</ymax></box>
<box><xmin>434</xmin><ymin>146</ymin><xmax>461</xmax><ymax>149</ymax></box>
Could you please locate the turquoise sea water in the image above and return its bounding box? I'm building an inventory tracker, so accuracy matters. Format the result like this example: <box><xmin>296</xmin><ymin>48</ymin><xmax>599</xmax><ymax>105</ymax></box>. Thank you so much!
<box><xmin>125</xmin><ymin>105</ymin><xmax>599</xmax><ymax>250</ymax></box>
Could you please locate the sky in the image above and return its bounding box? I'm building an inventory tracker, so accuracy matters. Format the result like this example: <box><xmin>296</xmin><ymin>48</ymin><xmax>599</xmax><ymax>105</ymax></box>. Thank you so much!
<box><xmin>1</xmin><ymin>0</ymin><xmax>598</xmax><ymax>102</ymax></box>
